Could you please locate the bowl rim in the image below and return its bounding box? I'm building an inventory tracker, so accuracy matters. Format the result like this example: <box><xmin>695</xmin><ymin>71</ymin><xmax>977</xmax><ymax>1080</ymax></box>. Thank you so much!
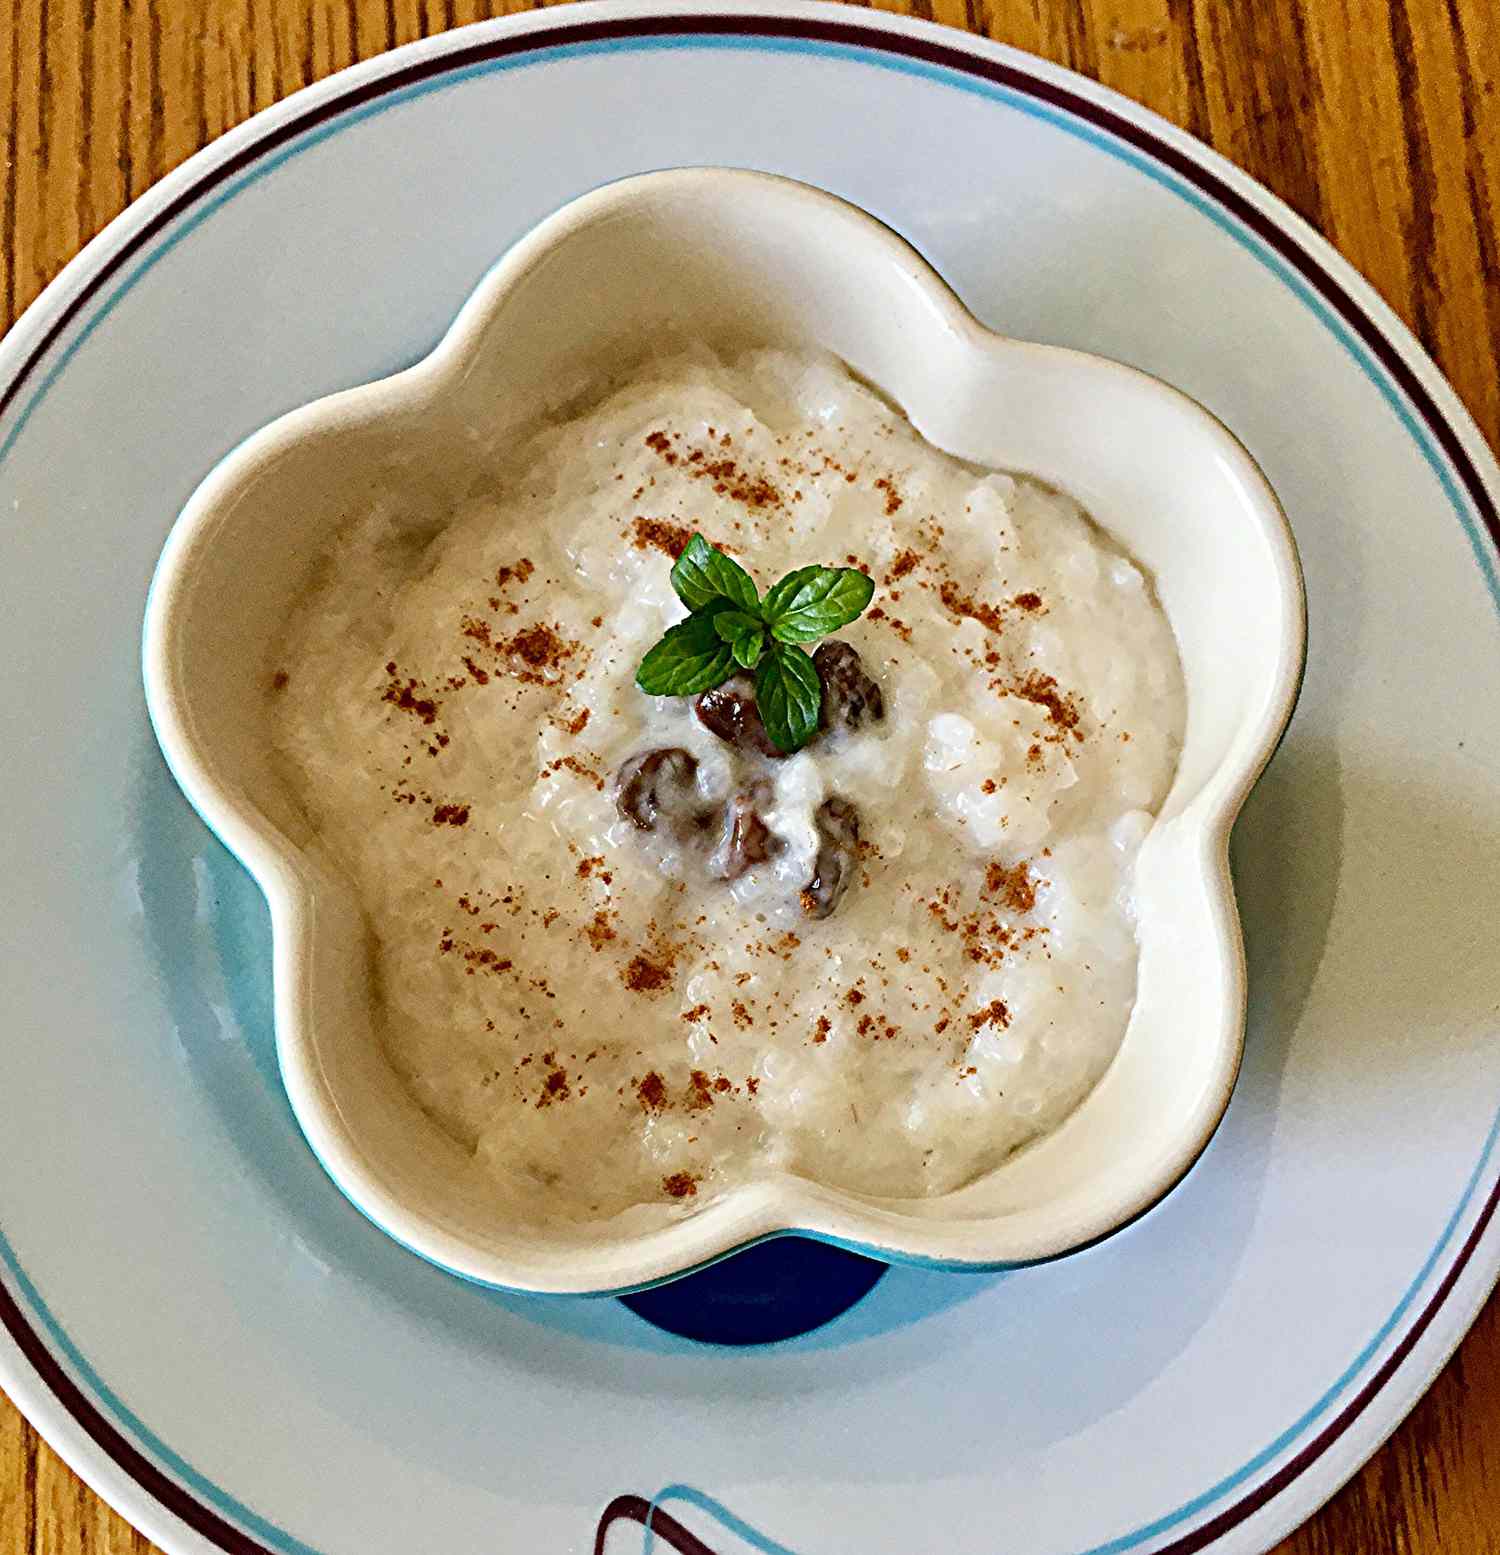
<box><xmin>142</xmin><ymin>166</ymin><xmax>1308</xmax><ymax>1295</ymax></box>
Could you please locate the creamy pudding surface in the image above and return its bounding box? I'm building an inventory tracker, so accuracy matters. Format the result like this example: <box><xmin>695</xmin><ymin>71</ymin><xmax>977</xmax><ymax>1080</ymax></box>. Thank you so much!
<box><xmin>272</xmin><ymin>349</ymin><xmax>1185</xmax><ymax>1222</ymax></box>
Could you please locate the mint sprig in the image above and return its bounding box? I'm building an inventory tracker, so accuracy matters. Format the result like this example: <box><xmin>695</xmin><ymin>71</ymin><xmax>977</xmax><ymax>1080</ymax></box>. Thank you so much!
<box><xmin>635</xmin><ymin>535</ymin><xmax>875</xmax><ymax>752</ymax></box>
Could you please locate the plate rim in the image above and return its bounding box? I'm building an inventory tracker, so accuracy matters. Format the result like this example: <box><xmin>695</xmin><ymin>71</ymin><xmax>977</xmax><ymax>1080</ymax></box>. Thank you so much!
<box><xmin>1</xmin><ymin>6</ymin><xmax>1498</xmax><ymax>1554</ymax></box>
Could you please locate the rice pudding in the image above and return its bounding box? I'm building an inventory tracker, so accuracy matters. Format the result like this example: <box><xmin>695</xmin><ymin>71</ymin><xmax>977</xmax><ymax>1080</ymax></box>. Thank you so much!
<box><xmin>272</xmin><ymin>349</ymin><xmax>1185</xmax><ymax>1221</ymax></box>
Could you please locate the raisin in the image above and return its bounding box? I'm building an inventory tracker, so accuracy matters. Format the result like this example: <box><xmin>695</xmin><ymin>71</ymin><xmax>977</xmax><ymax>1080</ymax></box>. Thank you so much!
<box><xmin>711</xmin><ymin>781</ymin><xmax>783</xmax><ymax>880</ymax></box>
<box><xmin>615</xmin><ymin>747</ymin><xmax>699</xmax><ymax>832</ymax></box>
<box><xmin>695</xmin><ymin>674</ymin><xmax>785</xmax><ymax>758</ymax></box>
<box><xmin>814</xmin><ymin>641</ymin><xmax>884</xmax><ymax>732</ymax></box>
<box><xmin>802</xmin><ymin>796</ymin><xmax>861</xmax><ymax>919</ymax></box>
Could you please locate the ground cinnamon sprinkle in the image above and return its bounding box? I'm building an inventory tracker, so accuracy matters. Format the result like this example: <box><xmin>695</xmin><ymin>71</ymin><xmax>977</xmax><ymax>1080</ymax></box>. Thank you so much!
<box><xmin>566</xmin><ymin>708</ymin><xmax>591</xmax><ymax>735</ymax></box>
<box><xmin>381</xmin><ymin>667</ymin><xmax>439</xmax><ymax>725</ymax></box>
<box><xmin>544</xmin><ymin>755</ymin><xmax>604</xmax><ymax>791</ymax></box>
<box><xmin>873</xmin><ymin>476</ymin><xmax>903</xmax><ymax>515</ymax></box>
<box><xmin>1015</xmin><ymin>671</ymin><xmax>1083</xmax><ymax>735</ymax></box>
<box><xmin>271</xmin><ymin>669</ymin><xmax>289</xmax><ymax>691</ymax></box>
<box><xmin>939</xmin><ymin>580</ymin><xmax>1007</xmax><ymax>634</ymax></box>
<box><xmin>968</xmin><ymin>999</ymin><xmax>1011</xmax><ymax>1032</ymax></box>
<box><xmin>431</xmin><ymin>803</ymin><xmax>470</xmax><ymax>827</ymax></box>
<box><xmin>865</xmin><ymin>606</ymin><xmax>914</xmax><ymax>642</ymax></box>
<box><xmin>636</xmin><ymin>1071</ymin><xmax>668</xmax><ymax>1111</ymax></box>
<box><xmin>681</xmin><ymin>1003</ymin><xmax>710</xmax><ymax>1023</ymax></box>
<box><xmin>631</xmin><ymin>516</ymin><xmax>696</xmax><ymax>558</ymax></box>
<box><xmin>623</xmin><ymin>953</ymin><xmax>672</xmax><ymax>993</ymax></box>
<box><xmin>686</xmin><ymin>1069</ymin><xmax>716</xmax><ymax>1111</ymax></box>
<box><xmin>462</xmin><ymin>655</ymin><xmax>490</xmax><ymax>685</ymax></box>
<box><xmin>646</xmin><ymin>429</ymin><xmax>781</xmax><ymax>508</ymax></box>
<box><xmin>536</xmin><ymin>1064</ymin><xmax>571</xmax><ymax>1108</ymax></box>
<box><xmin>584</xmin><ymin>910</ymin><xmax>617</xmax><ymax>951</ymax></box>
<box><xmin>662</xmin><ymin>1171</ymin><xmax>699</xmax><ymax>1199</ymax></box>
<box><xmin>985</xmin><ymin>860</ymin><xmax>1036</xmax><ymax>913</ymax></box>
<box><xmin>723</xmin><ymin>471</ymin><xmax>780</xmax><ymax>508</ymax></box>
<box><xmin>1013</xmin><ymin>591</ymin><xmax>1044</xmax><ymax>612</ymax></box>
<box><xmin>495</xmin><ymin>558</ymin><xmax>535</xmax><ymax>590</ymax></box>
<box><xmin>439</xmin><ymin>929</ymin><xmax>513</xmax><ymax>977</ymax></box>
<box><xmin>502</xmin><ymin>622</ymin><xmax>574</xmax><ymax>676</ymax></box>
<box><xmin>812</xmin><ymin>1016</ymin><xmax>831</xmax><ymax>1044</ymax></box>
<box><xmin>886</xmin><ymin>549</ymin><xmax>921</xmax><ymax>582</ymax></box>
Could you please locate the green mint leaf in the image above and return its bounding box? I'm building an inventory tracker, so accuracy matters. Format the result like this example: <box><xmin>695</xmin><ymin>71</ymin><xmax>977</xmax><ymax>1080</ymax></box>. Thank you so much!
<box><xmin>670</xmin><ymin>534</ymin><xmax>761</xmax><ymax>615</ymax></box>
<box><xmin>760</xmin><ymin>565</ymin><xmax>826</xmax><ymax>622</ymax></box>
<box><xmin>732</xmin><ymin>631</ymin><xmax>765</xmax><ymax>670</ymax></box>
<box><xmin>711</xmin><ymin>609</ymin><xmax>762</xmax><ymax>644</ymax></box>
<box><xmin>711</xmin><ymin>607</ymin><xmax>767</xmax><ymax>669</ymax></box>
<box><xmin>635</xmin><ymin>608</ymin><xmax>737</xmax><ymax>697</ymax></box>
<box><xmin>753</xmin><ymin>642</ymin><xmax>823</xmax><ymax>753</ymax></box>
<box><xmin>766</xmin><ymin>566</ymin><xmax>875</xmax><ymax>646</ymax></box>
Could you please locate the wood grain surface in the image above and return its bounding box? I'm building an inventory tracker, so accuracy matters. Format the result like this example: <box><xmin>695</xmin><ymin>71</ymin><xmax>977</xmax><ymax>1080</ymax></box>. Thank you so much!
<box><xmin>1</xmin><ymin>1</ymin><xmax>1497</xmax><ymax>1552</ymax></box>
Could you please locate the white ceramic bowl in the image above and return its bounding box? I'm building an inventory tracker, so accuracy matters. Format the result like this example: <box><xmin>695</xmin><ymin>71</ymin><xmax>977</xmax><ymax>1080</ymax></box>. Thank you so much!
<box><xmin>142</xmin><ymin>168</ymin><xmax>1305</xmax><ymax>1295</ymax></box>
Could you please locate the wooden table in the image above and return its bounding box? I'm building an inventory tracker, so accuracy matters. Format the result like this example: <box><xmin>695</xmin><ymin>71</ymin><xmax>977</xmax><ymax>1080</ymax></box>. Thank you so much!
<box><xmin>1</xmin><ymin>1</ymin><xmax>1497</xmax><ymax>1550</ymax></box>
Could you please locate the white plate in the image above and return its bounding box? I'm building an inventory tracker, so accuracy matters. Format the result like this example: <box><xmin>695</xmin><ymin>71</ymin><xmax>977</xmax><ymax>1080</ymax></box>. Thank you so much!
<box><xmin>1</xmin><ymin>5</ymin><xmax>1496</xmax><ymax>1553</ymax></box>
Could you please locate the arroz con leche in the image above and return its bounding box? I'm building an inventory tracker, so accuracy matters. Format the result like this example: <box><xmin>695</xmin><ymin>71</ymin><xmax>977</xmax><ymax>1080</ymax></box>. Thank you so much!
<box><xmin>272</xmin><ymin>348</ymin><xmax>1185</xmax><ymax>1224</ymax></box>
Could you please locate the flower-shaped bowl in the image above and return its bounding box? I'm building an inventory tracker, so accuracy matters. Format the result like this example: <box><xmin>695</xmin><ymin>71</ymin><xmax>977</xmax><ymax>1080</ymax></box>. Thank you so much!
<box><xmin>144</xmin><ymin>169</ymin><xmax>1305</xmax><ymax>1294</ymax></box>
